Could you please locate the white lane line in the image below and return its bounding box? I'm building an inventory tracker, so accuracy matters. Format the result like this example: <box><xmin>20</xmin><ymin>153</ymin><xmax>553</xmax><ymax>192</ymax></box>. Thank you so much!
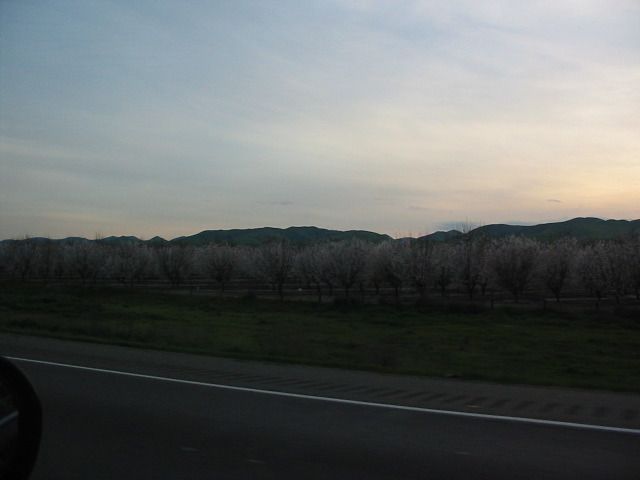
<box><xmin>8</xmin><ymin>355</ymin><xmax>640</xmax><ymax>436</ymax></box>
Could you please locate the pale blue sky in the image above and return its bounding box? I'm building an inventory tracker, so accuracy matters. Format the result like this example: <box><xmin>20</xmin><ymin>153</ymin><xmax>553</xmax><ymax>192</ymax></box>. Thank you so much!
<box><xmin>1</xmin><ymin>0</ymin><xmax>639</xmax><ymax>239</ymax></box>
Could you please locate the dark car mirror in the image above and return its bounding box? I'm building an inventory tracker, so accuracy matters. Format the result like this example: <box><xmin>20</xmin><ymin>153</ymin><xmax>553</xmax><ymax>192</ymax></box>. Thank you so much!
<box><xmin>0</xmin><ymin>356</ymin><xmax>42</xmax><ymax>480</ymax></box>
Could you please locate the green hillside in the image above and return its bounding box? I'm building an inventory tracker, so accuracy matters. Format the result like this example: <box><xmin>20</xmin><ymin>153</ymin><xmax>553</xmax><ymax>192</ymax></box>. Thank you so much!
<box><xmin>421</xmin><ymin>230</ymin><xmax>463</xmax><ymax>242</ymax></box>
<box><xmin>3</xmin><ymin>218</ymin><xmax>638</xmax><ymax>246</ymax></box>
<box><xmin>170</xmin><ymin>226</ymin><xmax>391</xmax><ymax>246</ymax></box>
<box><xmin>468</xmin><ymin>217</ymin><xmax>640</xmax><ymax>241</ymax></box>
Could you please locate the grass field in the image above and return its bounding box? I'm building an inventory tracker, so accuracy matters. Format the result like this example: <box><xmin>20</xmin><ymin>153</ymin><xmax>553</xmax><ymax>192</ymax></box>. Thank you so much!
<box><xmin>1</xmin><ymin>284</ymin><xmax>639</xmax><ymax>392</ymax></box>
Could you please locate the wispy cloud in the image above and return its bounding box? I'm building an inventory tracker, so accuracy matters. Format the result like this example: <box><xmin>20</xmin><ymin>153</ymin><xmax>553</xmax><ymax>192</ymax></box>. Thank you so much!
<box><xmin>1</xmin><ymin>0</ymin><xmax>638</xmax><ymax>238</ymax></box>
<box><xmin>263</xmin><ymin>200</ymin><xmax>295</xmax><ymax>207</ymax></box>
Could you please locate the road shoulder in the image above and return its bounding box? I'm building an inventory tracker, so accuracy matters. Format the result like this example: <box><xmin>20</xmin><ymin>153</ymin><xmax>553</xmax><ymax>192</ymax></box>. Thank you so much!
<box><xmin>2</xmin><ymin>333</ymin><xmax>639</xmax><ymax>429</ymax></box>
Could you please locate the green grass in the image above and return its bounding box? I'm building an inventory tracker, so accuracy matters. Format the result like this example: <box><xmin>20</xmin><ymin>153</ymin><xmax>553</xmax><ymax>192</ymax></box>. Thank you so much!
<box><xmin>1</xmin><ymin>284</ymin><xmax>639</xmax><ymax>392</ymax></box>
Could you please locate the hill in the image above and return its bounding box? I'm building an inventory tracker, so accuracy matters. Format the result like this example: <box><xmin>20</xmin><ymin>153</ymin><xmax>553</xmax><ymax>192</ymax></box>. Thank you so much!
<box><xmin>468</xmin><ymin>217</ymin><xmax>640</xmax><ymax>241</ymax></box>
<box><xmin>417</xmin><ymin>217</ymin><xmax>640</xmax><ymax>242</ymax></box>
<box><xmin>0</xmin><ymin>227</ymin><xmax>389</xmax><ymax>246</ymax></box>
<box><xmin>170</xmin><ymin>226</ymin><xmax>391</xmax><ymax>246</ymax></box>
<box><xmin>2</xmin><ymin>218</ymin><xmax>638</xmax><ymax>246</ymax></box>
<box><xmin>100</xmin><ymin>236</ymin><xmax>143</xmax><ymax>245</ymax></box>
<box><xmin>420</xmin><ymin>230</ymin><xmax>463</xmax><ymax>242</ymax></box>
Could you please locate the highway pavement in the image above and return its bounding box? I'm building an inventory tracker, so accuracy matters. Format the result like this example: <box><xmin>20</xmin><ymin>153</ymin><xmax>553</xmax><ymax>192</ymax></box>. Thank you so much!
<box><xmin>2</xmin><ymin>334</ymin><xmax>639</xmax><ymax>479</ymax></box>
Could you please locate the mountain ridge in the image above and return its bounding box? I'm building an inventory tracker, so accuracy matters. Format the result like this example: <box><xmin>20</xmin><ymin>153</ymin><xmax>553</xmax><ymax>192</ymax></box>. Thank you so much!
<box><xmin>2</xmin><ymin>218</ymin><xmax>638</xmax><ymax>245</ymax></box>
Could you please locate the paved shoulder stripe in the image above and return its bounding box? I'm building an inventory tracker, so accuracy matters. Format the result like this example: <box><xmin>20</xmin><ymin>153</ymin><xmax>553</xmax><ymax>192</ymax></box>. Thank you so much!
<box><xmin>8</xmin><ymin>356</ymin><xmax>640</xmax><ymax>436</ymax></box>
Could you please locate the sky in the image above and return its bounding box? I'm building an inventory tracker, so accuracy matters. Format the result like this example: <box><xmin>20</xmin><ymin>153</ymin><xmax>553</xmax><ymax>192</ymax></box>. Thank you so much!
<box><xmin>1</xmin><ymin>0</ymin><xmax>639</xmax><ymax>240</ymax></box>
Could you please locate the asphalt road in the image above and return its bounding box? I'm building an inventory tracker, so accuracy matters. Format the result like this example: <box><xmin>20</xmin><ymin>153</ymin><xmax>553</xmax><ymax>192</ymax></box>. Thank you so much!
<box><xmin>8</xmin><ymin>355</ymin><xmax>640</xmax><ymax>479</ymax></box>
